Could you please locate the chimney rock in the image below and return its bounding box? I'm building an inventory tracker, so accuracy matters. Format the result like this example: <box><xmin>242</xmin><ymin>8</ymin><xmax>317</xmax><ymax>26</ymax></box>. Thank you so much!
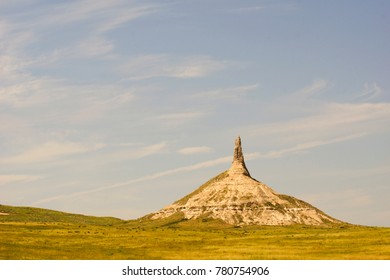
<box><xmin>148</xmin><ymin>136</ymin><xmax>342</xmax><ymax>226</ymax></box>
<box><xmin>228</xmin><ymin>136</ymin><xmax>250</xmax><ymax>176</ymax></box>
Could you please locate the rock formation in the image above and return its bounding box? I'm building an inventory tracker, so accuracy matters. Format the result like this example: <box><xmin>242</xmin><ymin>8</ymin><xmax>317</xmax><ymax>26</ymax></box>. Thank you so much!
<box><xmin>149</xmin><ymin>136</ymin><xmax>341</xmax><ymax>226</ymax></box>
<box><xmin>229</xmin><ymin>136</ymin><xmax>250</xmax><ymax>177</ymax></box>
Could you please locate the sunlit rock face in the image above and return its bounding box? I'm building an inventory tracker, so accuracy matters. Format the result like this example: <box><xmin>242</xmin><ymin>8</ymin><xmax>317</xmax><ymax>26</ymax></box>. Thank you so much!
<box><xmin>150</xmin><ymin>137</ymin><xmax>341</xmax><ymax>226</ymax></box>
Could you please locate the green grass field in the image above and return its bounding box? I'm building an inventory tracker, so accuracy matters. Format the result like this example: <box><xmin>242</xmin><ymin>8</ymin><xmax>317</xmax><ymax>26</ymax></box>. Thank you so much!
<box><xmin>1</xmin><ymin>205</ymin><xmax>389</xmax><ymax>260</ymax></box>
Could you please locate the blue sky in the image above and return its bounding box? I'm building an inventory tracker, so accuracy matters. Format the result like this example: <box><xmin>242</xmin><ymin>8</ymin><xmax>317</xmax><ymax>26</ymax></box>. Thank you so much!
<box><xmin>1</xmin><ymin>0</ymin><xmax>389</xmax><ymax>226</ymax></box>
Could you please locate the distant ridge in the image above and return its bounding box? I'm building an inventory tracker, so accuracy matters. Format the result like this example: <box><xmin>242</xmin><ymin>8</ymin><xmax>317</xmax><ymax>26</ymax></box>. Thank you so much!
<box><xmin>0</xmin><ymin>205</ymin><xmax>122</xmax><ymax>225</ymax></box>
<box><xmin>149</xmin><ymin>136</ymin><xmax>342</xmax><ymax>226</ymax></box>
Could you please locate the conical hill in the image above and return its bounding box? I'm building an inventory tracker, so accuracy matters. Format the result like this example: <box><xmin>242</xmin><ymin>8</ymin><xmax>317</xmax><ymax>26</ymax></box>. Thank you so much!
<box><xmin>149</xmin><ymin>137</ymin><xmax>341</xmax><ymax>226</ymax></box>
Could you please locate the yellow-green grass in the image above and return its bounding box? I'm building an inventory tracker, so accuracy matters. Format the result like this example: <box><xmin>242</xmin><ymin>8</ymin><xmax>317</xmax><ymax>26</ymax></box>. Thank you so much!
<box><xmin>1</xmin><ymin>205</ymin><xmax>389</xmax><ymax>260</ymax></box>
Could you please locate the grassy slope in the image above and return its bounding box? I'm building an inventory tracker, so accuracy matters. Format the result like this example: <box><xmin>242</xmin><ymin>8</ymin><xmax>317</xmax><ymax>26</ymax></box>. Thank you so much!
<box><xmin>0</xmin><ymin>205</ymin><xmax>122</xmax><ymax>225</ymax></box>
<box><xmin>1</xmin><ymin>205</ymin><xmax>389</xmax><ymax>260</ymax></box>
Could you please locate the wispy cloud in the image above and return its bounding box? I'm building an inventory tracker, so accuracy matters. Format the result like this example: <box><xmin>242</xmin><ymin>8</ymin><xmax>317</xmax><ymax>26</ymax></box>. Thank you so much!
<box><xmin>193</xmin><ymin>83</ymin><xmax>259</xmax><ymax>100</ymax></box>
<box><xmin>95</xmin><ymin>4</ymin><xmax>160</xmax><ymax>34</ymax></box>
<box><xmin>74</xmin><ymin>36</ymin><xmax>115</xmax><ymax>57</ymax></box>
<box><xmin>0</xmin><ymin>6</ymin><xmax>143</xmax><ymax>108</ymax></box>
<box><xmin>0</xmin><ymin>0</ymin><xmax>161</xmax><ymax>69</ymax></box>
<box><xmin>32</xmin><ymin>155</ymin><xmax>232</xmax><ymax>205</ymax></box>
<box><xmin>249</xmin><ymin>102</ymin><xmax>390</xmax><ymax>145</ymax></box>
<box><xmin>259</xmin><ymin>80</ymin><xmax>331</xmax><ymax>119</ymax></box>
<box><xmin>0</xmin><ymin>76</ymin><xmax>64</xmax><ymax>107</ymax></box>
<box><xmin>262</xmin><ymin>133</ymin><xmax>367</xmax><ymax>158</ymax></box>
<box><xmin>86</xmin><ymin>142</ymin><xmax>168</xmax><ymax>164</ymax></box>
<box><xmin>69</xmin><ymin>89</ymin><xmax>135</xmax><ymax>122</ymax></box>
<box><xmin>178</xmin><ymin>146</ymin><xmax>213</xmax><ymax>155</ymax></box>
<box><xmin>241</xmin><ymin>80</ymin><xmax>389</xmax><ymax>159</ymax></box>
<box><xmin>12</xmin><ymin>2</ymin><xmax>160</xmax><ymax>71</ymax></box>
<box><xmin>0</xmin><ymin>54</ymin><xmax>29</xmax><ymax>81</ymax></box>
<box><xmin>229</xmin><ymin>3</ymin><xmax>298</xmax><ymax>15</ymax></box>
<box><xmin>0</xmin><ymin>174</ymin><xmax>43</xmax><ymax>186</ymax></box>
<box><xmin>1</xmin><ymin>141</ymin><xmax>105</xmax><ymax>164</ymax></box>
<box><xmin>280</xmin><ymin>80</ymin><xmax>329</xmax><ymax>104</ymax></box>
<box><xmin>149</xmin><ymin>111</ymin><xmax>206</xmax><ymax>126</ymax></box>
<box><xmin>229</xmin><ymin>6</ymin><xmax>265</xmax><ymax>13</ymax></box>
<box><xmin>38</xmin><ymin>0</ymin><xmax>159</xmax><ymax>34</ymax></box>
<box><xmin>356</xmin><ymin>82</ymin><xmax>383</xmax><ymax>101</ymax></box>
<box><xmin>10</xmin><ymin>0</ymin><xmax>159</xmax><ymax>35</ymax></box>
<box><xmin>294</xmin><ymin>79</ymin><xmax>328</xmax><ymax>98</ymax></box>
<box><xmin>121</xmin><ymin>54</ymin><xmax>228</xmax><ymax>80</ymax></box>
<box><xmin>238</xmin><ymin>132</ymin><xmax>368</xmax><ymax>161</ymax></box>
<box><xmin>0</xmin><ymin>20</ymin><xmax>34</xmax><ymax>55</ymax></box>
<box><xmin>127</xmin><ymin>142</ymin><xmax>167</xmax><ymax>160</ymax></box>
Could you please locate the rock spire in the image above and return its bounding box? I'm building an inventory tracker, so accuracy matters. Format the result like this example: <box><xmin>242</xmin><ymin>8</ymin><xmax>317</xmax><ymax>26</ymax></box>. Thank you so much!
<box><xmin>148</xmin><ymin>137</ymin><xmax>342</xmax><ymax>226</ymax></box>
<box><xmin>228</xmin><ymin>136</ymin><xmax>250</xmax><ymax>177</ymax></box>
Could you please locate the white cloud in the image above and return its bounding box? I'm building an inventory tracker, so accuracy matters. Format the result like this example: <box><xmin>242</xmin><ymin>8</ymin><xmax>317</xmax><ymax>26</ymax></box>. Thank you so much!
<box><xmin>229</xmin><ymin>6</ymin><xmax>265</xmax><ymax>13</ymax></box>
<box><xmin>122</xmin><ymin>54</ymin><xmax>228</xmax><ymax>80</ymax></box>
<box><xmin>149</xmin><ymin>111</ymin><xmax>206</xmax><ymax>126</ymax></box>
<box><xmin>18</xmin><ymin>0</ymin><xmax>158</xmax><ymax>34</ymax></box>
<box><xmin>0</xmin><ymin>174</ymin><xmax>43</xmax><ymax>186</ymax></box>
<box><xmin>278</xmin><ymin>80</ymin><xmax>329</xmax><ymax>105</ymax></box>
<box><xmin>0</xmin><ymin>20</ymin><xmax>35</xmax><ymax>55</ymax></box>
<box><xmin>193</xmin><ymin>83</ymin><xmax>259</xmax><ymax>100</ymax></box>
<box><xmin>356</xmin><ymin>82</ymin><xmax>383</xmax><ymax>101</ymax></box>
<box><xmin>0</xmin><ymin>55</ymin><xmax>28</xmax><ymax>81</ymax></box>
<box><xmin>76</xmin><ymin>36</ymin><xmax>114</xmax><ymax>57</ymax></box>
<box><xmin>259</xmin><ymin>80</ymin><xmax>331</xmax><ymax>119</ymax></box>
<box><xmin>249</xmin><ymin>102</ymin><xmax>390</xmax><ymax>145</ymax></box>
<box><xmin>0</xmin><ymin>1</ymin><xmax>160</xmax><ymax>68</ymax></box>
<box><xmin>233</xmin><ymin>133</ymin><xmax>367</xmax><ymax>161</ymax></box>
<box><xmin>237</xmin><ymin>81</ymin><xmax>390</xmax><ymax>162</ymax></box>
<box><xmin>178</xmin><ymin>146</ymin><xmax>213</xmax><ymax>155</ymax></box>
<box><xmin>129</xmin><ymin>142</ymin><xmax>167</xmax><ymax>160</ymax></box>
<box><xmin>0</xmin><ymin>114</ymin><xmax>26</xmax><ymax>134</ymax></box>
<box><xmin>294</xmin><ymin>79</ymin><xmax>328</xmax><ymax>97</ymax></box>
<box><xmin>69</xmin><ymin>89</ymin><xmax>135</xmax><ymax>122</ymax></box>
<box><xmin>153</xmin><ymin>111</ymin><xmax>204</xmax><ymax>121</ymax></box>
<box><xmin>263</xmin><ymin>133</ymin><xmax>367</xmax><ymax>158</ymax></box>
<box><xmin>326</xmin><ymin>102</ymin><xmax>390</xmax><ymax>123</ymax></box>
<box><xmin>92</xmin><ymin>142</ymin><xmax>168</xmax><ymax>164</ymax></box>
<box><xmin>1</xmin><ymin>141</ymin><xmax>105</xmax><ymax>164</ymax></box>
<box><xmin>118</xmin><ymin>142</ymin><xmax>142</xmax><ymax>147</ymax></box>
<box><xmin>0</xmin><ymin>77</ymin><xmax>61</xmax><ymax>107</ymax></box>
<box><xmin>94</xmin><ymin>4</ymin><xmax>160</xmax><ymax>34</ymax></box>
<box><xmin>0</xmin><ymin>20</ymin><xmax>11</xmax><ymax>47</ymax></box>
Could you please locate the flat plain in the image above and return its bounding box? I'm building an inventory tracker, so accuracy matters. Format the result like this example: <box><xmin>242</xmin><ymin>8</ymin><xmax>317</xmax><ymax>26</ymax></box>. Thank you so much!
<box><xmin>0</xmin><ymin>205</ymin><xmax>389</xmax><ymax>260</ymax></box>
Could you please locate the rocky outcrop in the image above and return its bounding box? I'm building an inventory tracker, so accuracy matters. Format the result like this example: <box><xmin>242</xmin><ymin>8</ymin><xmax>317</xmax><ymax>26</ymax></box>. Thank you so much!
<box><xmin>228</xmin><ymin>136</ymin><xmax>250</xmax><ymax>177</ymax></box>
<box><xmin>149</xmin><ymin>137</ymin><xmax>341</xmax><ymax>226</ymax></box>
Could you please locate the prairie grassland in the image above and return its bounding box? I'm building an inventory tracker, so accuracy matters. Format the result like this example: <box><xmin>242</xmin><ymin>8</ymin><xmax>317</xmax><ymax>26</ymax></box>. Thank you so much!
<box><xmin>0</xmin><ymin>205</ymin><xmax>389</xmax><ymax>260</ymax></box>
